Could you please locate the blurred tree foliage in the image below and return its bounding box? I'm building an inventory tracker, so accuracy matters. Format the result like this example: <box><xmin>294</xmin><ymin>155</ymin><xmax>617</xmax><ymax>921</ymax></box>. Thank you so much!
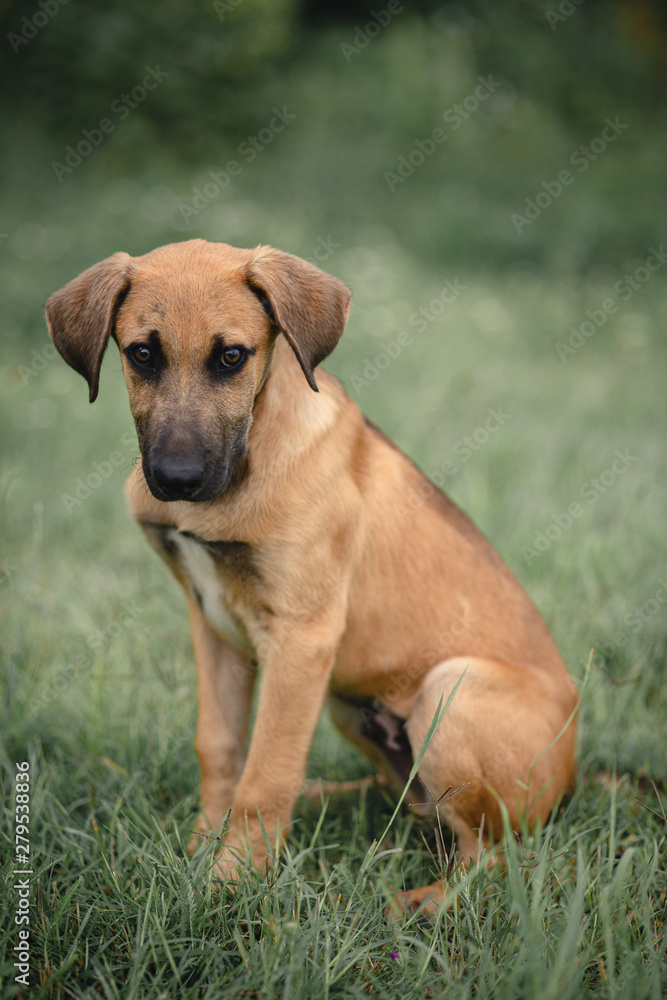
<box><xmin>1</xmin><ymin>0</ymin><xmax>665</xmax><ymax>278</ymax></box>
<box><xmin>1</xmin><ymin>0</ymin><xmax>665</xmax><ymax>163</ymax></box>
<box><xmin>1</xmin><ymin>0</ymin><xmax>298</xmax><ymax>144</ymax></box>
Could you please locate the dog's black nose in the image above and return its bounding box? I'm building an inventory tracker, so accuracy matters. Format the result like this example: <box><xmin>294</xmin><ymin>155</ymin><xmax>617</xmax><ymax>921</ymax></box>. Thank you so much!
<box><xmin>152</xmin><ymin>460</ymin><xmax>205</xmax><ymax>499</ymax></box>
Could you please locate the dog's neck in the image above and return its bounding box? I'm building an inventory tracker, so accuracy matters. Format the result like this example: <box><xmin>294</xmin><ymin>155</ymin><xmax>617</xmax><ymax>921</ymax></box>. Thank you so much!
<box><xmin>249</xmin><ymin>336</ymin><xmax>343</xmax><ymax>470</ymax></box>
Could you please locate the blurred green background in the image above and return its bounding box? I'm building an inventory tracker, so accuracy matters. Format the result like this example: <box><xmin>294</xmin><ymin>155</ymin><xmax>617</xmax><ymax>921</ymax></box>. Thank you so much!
<box><xmin>2</xmin><ymin>0</ymin><xmax>666</xmax><ymax>775</ymax></box>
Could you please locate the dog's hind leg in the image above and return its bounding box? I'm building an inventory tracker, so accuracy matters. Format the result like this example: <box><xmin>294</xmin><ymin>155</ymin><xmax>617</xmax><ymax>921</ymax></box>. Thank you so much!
<box><xmin>391</xmin><ymin>655</ymin><xmax>577</xmax><ymax>916</ymax></box>
<box><xmin>327</xmin><ymin>694</ymin><xmax>426</xmax><ymax>801</ymax></box>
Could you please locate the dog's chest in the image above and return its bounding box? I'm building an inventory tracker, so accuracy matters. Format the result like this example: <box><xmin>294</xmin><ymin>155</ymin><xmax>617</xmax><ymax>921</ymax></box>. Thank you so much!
<box><xmin>166</xmin><ymin>530</ymin><xmax>250</xmax><ymax>650</ymax></box>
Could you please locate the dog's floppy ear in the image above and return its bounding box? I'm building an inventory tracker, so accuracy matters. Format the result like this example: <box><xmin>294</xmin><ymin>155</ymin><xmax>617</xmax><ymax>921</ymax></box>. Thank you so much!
<box><xmin>45</xmin><ymin>252</ymin><xmax>133</xmax><ymax>402</ymax></box>
<box><xmin>246</xmin><ymin>245</ymin><xmax>351</xmax><ymax>391</ymax></box>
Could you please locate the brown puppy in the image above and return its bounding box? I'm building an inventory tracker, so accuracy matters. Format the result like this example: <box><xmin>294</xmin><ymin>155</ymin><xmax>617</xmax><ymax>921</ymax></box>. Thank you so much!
<box><xmin>46</xmin><ymin>239</ymin><xmax>578</xmax><ymax>914</ymax></box>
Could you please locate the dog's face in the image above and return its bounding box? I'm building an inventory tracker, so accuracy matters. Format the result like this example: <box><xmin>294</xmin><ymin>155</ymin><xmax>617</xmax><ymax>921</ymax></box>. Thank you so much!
<box><xmin>46</xmin><ymin>240</ymin><xmax>351</xmax><ymax>503</ymax></box>
<box><xmin>113</xmin><ymin>246</ymin><xmax>276</xmax><ymax>502</ymax></box>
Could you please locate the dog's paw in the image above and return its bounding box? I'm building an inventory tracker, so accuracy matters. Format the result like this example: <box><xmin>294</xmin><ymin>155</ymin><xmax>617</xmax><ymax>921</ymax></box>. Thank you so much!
<box><xmin>195</xmin><ymin>822</ymin><xmax>274</xmax><ymax>886</ymax></box>
<box><xmin>209</xmin><ymin>848</ymin><xmax>246</xmax><ymax>887</ymax></box>
<box><xmin>384</xmin><ymin>883</ymin><xmax>447</xmax><ymax>922</ymax></box>
<box><xmin>187</xmin><ymin>807</ymin><xmax>231</xmax><ymax>855</ymax></box>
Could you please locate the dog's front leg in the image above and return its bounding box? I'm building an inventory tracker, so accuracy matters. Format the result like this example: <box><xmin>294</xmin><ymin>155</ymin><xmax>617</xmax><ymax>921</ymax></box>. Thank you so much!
<box><xmin>214</xmin><ymin>619</ymin><xmax>340</xmax><ymax>880</ymax></box>
<box><xmin>187</xmin><ymin>598</ymin><xmax>257</xmax><ymax>853</ymax></box>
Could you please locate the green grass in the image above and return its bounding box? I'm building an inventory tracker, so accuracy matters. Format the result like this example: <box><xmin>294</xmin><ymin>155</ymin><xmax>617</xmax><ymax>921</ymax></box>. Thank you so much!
<box><xmin>1</xmin><ymin>245</ymin><xmax>666</xmax><ymax>996</ymax></box>
<box><xmin>2</xmin><ymin>10</ymin><xmax>667</xmax><ymax>992</ymax></box>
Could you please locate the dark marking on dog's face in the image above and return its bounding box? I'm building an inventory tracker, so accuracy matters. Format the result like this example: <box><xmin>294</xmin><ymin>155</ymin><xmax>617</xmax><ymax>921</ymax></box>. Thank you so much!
<box><xmin>114</xmin><ymin>250</ymin><xmax>276</xmax><ymax>503</ymax></box>
<box><xmin>45</xmin><ymin>238</ymin><xmax>352</xmax><ymax>505</ymax></box>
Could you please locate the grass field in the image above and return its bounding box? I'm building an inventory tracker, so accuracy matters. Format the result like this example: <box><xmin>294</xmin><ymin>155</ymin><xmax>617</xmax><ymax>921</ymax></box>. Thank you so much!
<box><xmin>2</xmin><ymin>234</ymin><xmax>666</xmax><ymax>996</ymax></box>
<box><xmin>2</xmin><ymin>9</ymin><xmax>667</xmax><ymax>997</ymax></box>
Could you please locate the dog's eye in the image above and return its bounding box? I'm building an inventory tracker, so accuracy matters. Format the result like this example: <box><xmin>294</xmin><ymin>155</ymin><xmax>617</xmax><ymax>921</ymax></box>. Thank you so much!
<box><xmin>132</xmin><ymin>345</ymin><xmax>152</xmax><ymax>365</ymax></box>
<box><xmin>220</xmin><ymin>347</ymin><xmax>243</xmax><ymax>368</ymax></box>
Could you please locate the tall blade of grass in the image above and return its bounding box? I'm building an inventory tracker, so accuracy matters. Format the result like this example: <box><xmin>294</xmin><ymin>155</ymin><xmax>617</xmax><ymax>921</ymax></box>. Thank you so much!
<box><xmin>361</xmin><ymin>666</ymin><xmax>468</xmax><ymax>874</ymax></box>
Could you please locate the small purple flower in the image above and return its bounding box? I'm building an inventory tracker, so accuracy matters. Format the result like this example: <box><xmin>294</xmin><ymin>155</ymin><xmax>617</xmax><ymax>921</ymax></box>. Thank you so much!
<box><xmin>390</xmin><ymin>951</ymin><xmax>399</xmax><ymax>960</ymax></box>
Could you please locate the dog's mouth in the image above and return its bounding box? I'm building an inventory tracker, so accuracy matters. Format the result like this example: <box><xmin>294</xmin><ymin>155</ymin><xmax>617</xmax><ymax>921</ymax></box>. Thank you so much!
<box><xmin>141</xmin><ymin>423</ymin><xmax>250</xmax><ymax>504</ymax></box>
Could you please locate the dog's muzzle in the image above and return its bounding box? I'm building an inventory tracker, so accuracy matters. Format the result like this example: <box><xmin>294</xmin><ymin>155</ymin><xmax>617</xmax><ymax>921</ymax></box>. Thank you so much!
<box><xmin>151</xmin><ymin>458</ymin><xmax>206</xmax><ymax>501</ymax></box>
